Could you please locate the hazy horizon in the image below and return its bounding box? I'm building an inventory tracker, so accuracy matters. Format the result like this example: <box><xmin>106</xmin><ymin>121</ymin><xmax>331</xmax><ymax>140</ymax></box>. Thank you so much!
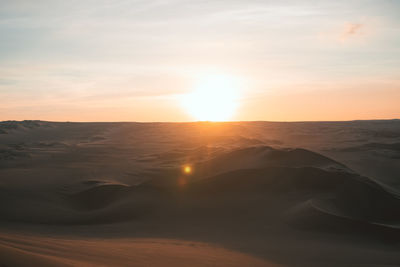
<box><xmin>1</xmin><ymin>0</ymin><xmax>399</xmax><ymax>122</ymax></box>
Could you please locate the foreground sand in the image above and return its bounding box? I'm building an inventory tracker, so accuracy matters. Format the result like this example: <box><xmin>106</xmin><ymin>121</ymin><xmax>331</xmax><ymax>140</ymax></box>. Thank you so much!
<box><xmin>0</xmin><ymin>233</ymin><xmax>276</xmax><ymax>267</ymax></box>
<box><xmin>0</xmin><ymin>120</ymin><xmax>400</xmax><ymax>266</ymax></box>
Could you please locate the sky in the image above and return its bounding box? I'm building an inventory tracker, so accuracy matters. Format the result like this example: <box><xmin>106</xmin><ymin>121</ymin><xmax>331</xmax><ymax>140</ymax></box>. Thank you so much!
<box><xmin>0</xmin><ymin>0</ymin><xmax>399</xmax><ymax>122</ymax></box>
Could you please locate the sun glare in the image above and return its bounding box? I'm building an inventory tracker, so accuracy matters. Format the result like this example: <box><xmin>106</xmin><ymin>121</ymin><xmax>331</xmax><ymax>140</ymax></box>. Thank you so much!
<box><xmin>182</xmin><ymin>73</ymin><xmax>241</xmax><ymax>121</ymax></box>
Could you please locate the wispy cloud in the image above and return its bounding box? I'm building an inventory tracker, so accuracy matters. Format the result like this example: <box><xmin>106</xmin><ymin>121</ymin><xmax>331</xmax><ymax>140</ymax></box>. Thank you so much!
<box><xmin>341</xmin><ymin>22</ymin><xmax>364</xmax><ymax>40</ymax></box>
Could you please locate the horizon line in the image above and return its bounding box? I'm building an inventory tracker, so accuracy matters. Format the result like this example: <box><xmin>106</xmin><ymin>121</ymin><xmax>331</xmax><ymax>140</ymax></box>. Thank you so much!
<box><xmin>1</xmin><ymin>118</ymin><xmax>399</xmax><ymax>124</ymax></box>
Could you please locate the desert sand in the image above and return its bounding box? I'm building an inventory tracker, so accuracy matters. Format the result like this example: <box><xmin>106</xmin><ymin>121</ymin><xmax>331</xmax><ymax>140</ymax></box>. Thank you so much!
<box><xmin>0</xmin><ymin>120</ymin><xmax>400</xmax><ymax>266</ymax></box>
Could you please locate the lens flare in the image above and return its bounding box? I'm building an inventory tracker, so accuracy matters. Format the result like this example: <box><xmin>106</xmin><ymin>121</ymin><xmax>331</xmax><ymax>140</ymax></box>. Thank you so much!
<box><xmin>183</xmin><ymin>165</ymin><xmax>192</xmax><ymax>174</ymax></box>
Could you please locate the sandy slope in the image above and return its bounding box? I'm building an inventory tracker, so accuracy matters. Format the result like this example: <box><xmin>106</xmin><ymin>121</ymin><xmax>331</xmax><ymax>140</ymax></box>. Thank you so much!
<box><xmin>0</xmin><ymin>234</ymin><xmax>275</xmax><ymax>267</ymax></box>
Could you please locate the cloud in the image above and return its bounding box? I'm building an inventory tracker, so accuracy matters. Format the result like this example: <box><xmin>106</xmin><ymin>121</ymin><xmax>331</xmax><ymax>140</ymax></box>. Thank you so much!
<box><xmin>319</xmin><ymin>20</ymin><xmax>373</xmax><ymax>44</ymax></box>
<box><xmin>341</xmin><ymin>22</ymin><xmax>364</xmax><ymax>39</ymax></box>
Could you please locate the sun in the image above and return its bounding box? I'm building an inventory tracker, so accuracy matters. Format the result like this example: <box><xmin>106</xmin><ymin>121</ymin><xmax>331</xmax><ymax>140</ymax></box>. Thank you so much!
<box><xmin>182</xmin><ymin>73</ymin><xmax>241</xmax><ymax>121</ymax></box>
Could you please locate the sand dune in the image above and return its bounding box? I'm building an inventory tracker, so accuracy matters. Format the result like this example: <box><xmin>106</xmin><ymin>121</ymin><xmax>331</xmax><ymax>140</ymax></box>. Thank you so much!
<box><xmin>1</xmin><ymin>120</ymin><xmax>400</xmax><ymax>266</ymax></box>
<box><xmin>2</xmin><ymin>145</ymin><xmax>396</xmax><ymax>231</ymax></box>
